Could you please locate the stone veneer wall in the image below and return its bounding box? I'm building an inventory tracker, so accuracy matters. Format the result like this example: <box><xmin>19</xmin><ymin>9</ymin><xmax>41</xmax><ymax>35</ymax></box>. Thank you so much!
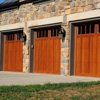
<box><xmin>0</xmin><ymin>0</ymin><xmax>100</xmax><ymax>75</ymax></box>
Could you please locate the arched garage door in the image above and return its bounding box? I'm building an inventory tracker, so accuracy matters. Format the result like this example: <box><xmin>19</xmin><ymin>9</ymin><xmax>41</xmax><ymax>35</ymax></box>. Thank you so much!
<box><xmin>34</xmin><ymin>27</ymin><xmax>61</xmax><ymax>74</ymax></box>
<box><xmin>75</xmin><ymin>23</ymin><xmax>100</xmax><ymax>77</ymax></box>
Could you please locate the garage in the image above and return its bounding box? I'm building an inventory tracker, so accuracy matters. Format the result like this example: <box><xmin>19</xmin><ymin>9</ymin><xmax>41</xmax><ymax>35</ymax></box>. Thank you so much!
<box><xmin>4</xmin><ymin>32</ymin><xmax>23</xmax><ymax>72</ymax></box>
<box><xmin>75</xmin><ymin>23</ymin><xmax>100</xmax><ymax>77</ymax></box>
<box><xmin>34</xmin><ymin>26</ymin><xmax>61</xmax><ymax>74</ymax></box>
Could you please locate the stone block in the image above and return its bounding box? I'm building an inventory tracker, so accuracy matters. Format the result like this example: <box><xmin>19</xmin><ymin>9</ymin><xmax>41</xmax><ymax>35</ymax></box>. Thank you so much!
<box><xmin>65</xmin><ymin>9</ymin><xmax>70</xmax><ymax>14</ymax></box>
<box><xmin>65</xmin><ymin>69</ymin><xmax>69</xmax><ymax>75</ymax></box>
<box><xmin>26</xmin><ymin>40</ymin><xmax>30</xmax><ymax>45</ymax></box>
<box><xmin>86</xmin><ymin>0</ymin><xmax>94</xmax><ymax>5</ymax></box>
<box><xmin>61</xmin><ymin>63</ymin><xmax>69</xmax><ymax>69</ymax></box>
<box><xmin>25</xmin><ymin>59</ymin><xmax>29</xmax><ymax>63</ymax></box>
<box><xmin>65</xmin><ymin>35</ymin><xmax>70</xmax><ymax>40</ymax></box>
<box><xmin>45</xmin><ymin>13</ymin><xmax>50</xmax><ymax>18</ymax></box>
<box><xmin>55</xmin><ymin>0</ymin><xmax>60</xmax><ymax>2</ymax></box>
<box><xmin>61</xmin><ymin>12</ymin><xmax>65</xmax><ymax>15</ymax></box>
<box><xmin>81</xmin><ymin>2</ymin><xmax>86</xmax><ymax>7</ymax></box>
<box><xmin>25</xmin><ymin>50</ymin><xmax>29</xmax><ymax>55</ymax></box>
<box><xmin>59</xmin><ymin>6</ymin><xmax>64</xmax><ymax>10</ymax></box>
<box><xmin>23</xmin><ymin>59</ymin><xmax>26</xmax><ymax>63</ymax></box>
<box><xmin>81</xmin><ymin>0</ymin><xmax>86</xmax><ymax>2</ymax></box>
<box><xmin>88</xmin><ymin>5</ymin><xmax>92</xmax><ymax>10</ymax></box>
<box><xmin>23</xmin><ymin>46</ymin><xmax>29</xmax><ymax>50</ymax></box>
<box><xmin>61</xmin><ymin>58</ymin><xmax>69</xmax><ymax>63</ymax></box>
<box><xmin>23</xmin><ymin>55</ymin><xmax>27</xmax><ymax>59</ymax></box>
<box><xmin>23</xmin><ymin>50</ymin><xmax>25</xmax><ymax>54</ymax></box>
<box><xmin>97</xmin><ymin>2</ymin><xmax>100</xmax><ymax>8</ymax></box>
<box><xmin>23</xmin><ymin>66</ymin><xmax>29</xmax><ymax>73</ymax></box>
<box><xmin>70</xmin><ymin>7</ymin><xmax>77</xmax><ymax>14</ymax></box>
<box><xmin>54</xmin><ymin>11</ymin><xmax>61</xmax><ymax>16</ymax></box>
<box><xmin>84</xmin><ymin>5</ymin><xmax>93</xmax><ymax>11</ymax></box>
<box><xmin>61</xmin><ymin>2</ymin><xmax>66</xmax><ymax>6</ymax></box>
<box><xmin>61</xmin><ymin>52</ymin><xmax>69</xmax><ymax>58</ymax></box>
<box><xmin>61</xmin><ymin>68</ymin><xmax>65</xmax><ymax>75</ymax></box>
<box><xmin>94</xmin><ymin>0</ymin><xmax>100</xmax><ymax>3</ymax></box>
<box><xmin>61</xmin><ymin>44</ymin><xmax>68</xmax><ymax>48</ymax></box>
<box><xmin>84</xmin><ymin>5</ymin><xmax>89</xmax><ymax>11</ymax></box>
<box><xmin>77</xmin><ymin>7</ymin><xmax>84</xmax><ymax>12</ymax></box>
<box><xmin>70</xmin><ymin>1</ymin><xmax>75</xmax><ymax>8</ymax></box>
<box><xmin>50</xmin><ymin>12</ymin><xmax>54</xmax><ymax>17</ymax></box>
<box><xmin>75</xmin><ymin>1</ymin><xmax>82</xmax><ymax>7</ymax></box>
<box><xmin>61</xmin><ymin>48</ymin><xmax>69</xmax><ymax>53</ymax></box>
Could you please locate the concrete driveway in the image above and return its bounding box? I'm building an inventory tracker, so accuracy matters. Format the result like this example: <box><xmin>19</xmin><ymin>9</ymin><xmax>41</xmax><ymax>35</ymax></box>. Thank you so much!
<box><xmin>0</xmin><ymin>71</ymin><xmax>100</xmax><ymax>86</ymax></box>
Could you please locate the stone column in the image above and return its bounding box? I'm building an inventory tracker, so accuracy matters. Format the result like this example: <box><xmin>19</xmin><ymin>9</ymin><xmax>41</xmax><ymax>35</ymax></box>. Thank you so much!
<box><xmin>23</xmin><ymin>27</ymin><xmax>31</xmax><ymax>73</ymax></box>
<box><xmin>61</xmin><ymin>25</ymin><xmax>70</xmax><ymax>75</ymax></box>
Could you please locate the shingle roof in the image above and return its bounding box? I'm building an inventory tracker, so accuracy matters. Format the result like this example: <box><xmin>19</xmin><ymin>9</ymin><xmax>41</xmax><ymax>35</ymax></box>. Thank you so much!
<box><xmin>0</xmin><ymin>0</ymin><xmax>18</xmax><ymax>6</ymax></box>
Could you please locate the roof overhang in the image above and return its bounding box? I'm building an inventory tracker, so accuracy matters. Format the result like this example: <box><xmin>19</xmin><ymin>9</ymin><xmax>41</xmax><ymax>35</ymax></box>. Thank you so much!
<box><xmin>0</xmin><ymin>0</ymin><xmax>33</xmax><ymax>11</ymax></box>
<box><xmin>32</xmin><ymin>0</ymin><xmax>54</xmax><ymax>4</ymax></box>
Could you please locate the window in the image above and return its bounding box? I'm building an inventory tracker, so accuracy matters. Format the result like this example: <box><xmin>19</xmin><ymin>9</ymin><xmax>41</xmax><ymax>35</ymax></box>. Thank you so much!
<box><xmin>16</xmin><ymin>33</ymin><xmax>23</xmax><ymax>40</ymax></box>
<box><xmin>77</xmin><ymin>24</ymin><xmax>95</xmax><ymax>34</ymax></box>
<box><xmin>6</xmin><ymin>34</ymin><xmax>14</xmax><ymax>41</ymax></box>
<box><xmin>37</xmin><ymin>30</ymin><xmax>48</xmax><ymax>38</ymax></box>
<box><xmin>36</xmin><ymin>26</ymin><xmax>60</xmax><ymax>38</ymax></box>
<box><xmin>5</xmin><ymin>32</ymin><xmax>23</xmax><ymax>41</ymax></box>
<box><xmin>51</xmin><ymin>28</ymin><xmax>59</xmax><ymax>37</ymax></box>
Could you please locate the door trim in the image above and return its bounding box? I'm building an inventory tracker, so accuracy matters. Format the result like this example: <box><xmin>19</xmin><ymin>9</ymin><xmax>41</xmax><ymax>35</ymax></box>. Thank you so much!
<box><xmin>70</xmin><ymin>18</ymin><xmax>100</xmax><ymax>75</ymax></box>
<box><xmin>30</xmin><ymin>24</ymin><xmax>61</xmax><ymax>73</ymax></box>
<box><xmin>0</xmin><ymin>28</ymin><xmax>23</xmax><ymax>71</ymax></box>
<box><xmin>0</xmin><ymin>33</ymin><xmax>4</xmax><ymax>71</ymax></box>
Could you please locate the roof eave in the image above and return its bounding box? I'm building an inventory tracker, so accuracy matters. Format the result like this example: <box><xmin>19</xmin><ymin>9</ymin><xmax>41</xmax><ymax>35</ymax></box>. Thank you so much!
<box><xmin>0</xmin><ymin>0</ymin><xmax>33</xmax><ymax>10</ymax></box>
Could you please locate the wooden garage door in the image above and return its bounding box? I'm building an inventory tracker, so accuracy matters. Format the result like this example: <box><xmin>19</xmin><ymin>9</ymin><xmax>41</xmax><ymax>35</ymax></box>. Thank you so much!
<box><xmin>4</xmin><ymin>32</ymin><xmax>23</xmax><ymax>72</ymax></box>
<box><xmin>34</xmin><ymin>27</ymin><xmax>61</xmax><ymax>74</ymax></box>
<box><xmin>75</xmin><ymin>23</ymin><xmax>100</xmax><ymax>77</ymax></box>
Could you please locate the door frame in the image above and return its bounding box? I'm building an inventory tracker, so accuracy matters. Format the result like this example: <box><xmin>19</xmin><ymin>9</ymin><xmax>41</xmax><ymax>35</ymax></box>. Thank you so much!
<box><xmin>0</xmin><ymin>28</ymin><xmax>23</xmax><ymax>71</ymax></box>
<box><xmin>70</xmin><ymin>17</ymin><xmax>100</xmax><ymax>75</ymax></box>
<box><xmin>30</xmin><ymin>23</ymin><xmax>61</xmax><ymax>73</ymax></box>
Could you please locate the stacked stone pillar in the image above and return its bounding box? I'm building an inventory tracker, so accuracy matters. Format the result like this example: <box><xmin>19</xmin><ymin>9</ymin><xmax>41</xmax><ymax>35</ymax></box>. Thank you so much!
<box><xmin>61</xmin><ymin>25</ymin><xmax>70</xmax><ymax>75</ymax></box>
<box><xmin>23</xmin><ymin>27</ymin><xmax>30</xmax><ymax>72</ymax></box>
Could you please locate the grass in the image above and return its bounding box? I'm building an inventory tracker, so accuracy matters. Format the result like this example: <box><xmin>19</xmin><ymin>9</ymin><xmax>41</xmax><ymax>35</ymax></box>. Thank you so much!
<box><xmin>0</xmin><ymin>81</ymin><xmax>100</xmax><ymax>100</ymax></box>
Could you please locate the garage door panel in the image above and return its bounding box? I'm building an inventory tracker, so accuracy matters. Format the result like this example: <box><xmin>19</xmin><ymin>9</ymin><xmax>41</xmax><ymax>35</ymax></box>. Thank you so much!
<box><xmin>54</xmin><ymin>39</ymin><xmax>60</xmax><ymax>61</ymax></box>
<box><xmin>43</xmin><ymin>40</ymin><xmax>48</xmax><ymax>72</ymax></box>
<box><xmin>96</xmin><ymin>36</ymin><xmax>100</xmax><ymax>75</ymax></box>
<box><xmin>76</xmin><ymin>38</ymin><xmax>81</xmax><ymax>63</ymax></box>
<box><xmin>97</xmin><ymin>37</ymin><xmax>100</xmax><ymax>62</ymax></box>
<box><xmin>75</xmin><ymin>24</ymin><xmax>100</xmax><ymax>77</ymax></box>
<box><xmin>77</xmin><ymin>37</ymin><xmax>95</xmax><ymax>75</ymax></box>
<box><xmin>97</xmin><ymin>49</ymin><xmax>100</xmax><ymax>62</ymax></box>
<box><xmin>4</xmin><ymin>62</ymin><xmax>8</xmax><ymax>70</ymax></box>
<box><xmin>11</xmin><ymin>62</ymin><xmax>15</xmax><ymax>71</ymax></box>
<box><xmin>40</xmin><ymin>40</ymin><xmax>44</xmax><ymax>72</ymax></box>
<box><xmin>4</xmin><ymin>33</ymin><xmax>23</xmax><ymax>72</ymax></box>
<box><xmin>89</xmin><ymin>37</ymin><xmax>95</xmax><ymax>74</ymax></box>
<box><xmin>84</xmin><ymin>62</ymin><xmax>90</xmax><ymax>73</ymax></box>
<box><xmin>75</xmin><ymin>37</ymin><xmax>82</xmax><ymax>74</ymax></box>
<box><xmin>40</xmin><ymin>40</ymin><xmax>43</xmax><ymax>72</ymax></box>
<box><xmin>8</xmin><ymin>60</ymin><xmax>11</xmax><ymax>70</ymax></box>
<box><xmin>97</xmin><ymin>36</ymin><xmax>100</xmax><ymax>48</ymax></box>
<box><xmin>48</xmin><ymin>39</ymin><xmax>54</xmax><ymax>72</ymax></box>
<box><xmin>34</xmin><ymin>28</ymin><xmax>60</xmax><ymax>74</ymax></box>
<box><xmin>76</xmin><ymin>63</ymin><xmax>81</xmax><ymax>74</ymax></box>
<box><xmin>35</xmin><ymin>40</ymin><xmax>39</xmax><ymax>62</ymax></box>
<box><xmin>34</xmin><ymin>40</ymin><xmax>39</xmax><ymax>72</ymax></box>
<box><xmin>37</xmin><ymin>41</ymin><xmax>41</xmax><ymax>71</ymax></box>
<box><xmin>97</xmin><ymin>63</ymin><xmax>100</xmax><ymax>73</ymax></box>
<box><xmin>54</xmin><ymin>39</ymin><xmax>60</xmax><ymax>72</ymax></box>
